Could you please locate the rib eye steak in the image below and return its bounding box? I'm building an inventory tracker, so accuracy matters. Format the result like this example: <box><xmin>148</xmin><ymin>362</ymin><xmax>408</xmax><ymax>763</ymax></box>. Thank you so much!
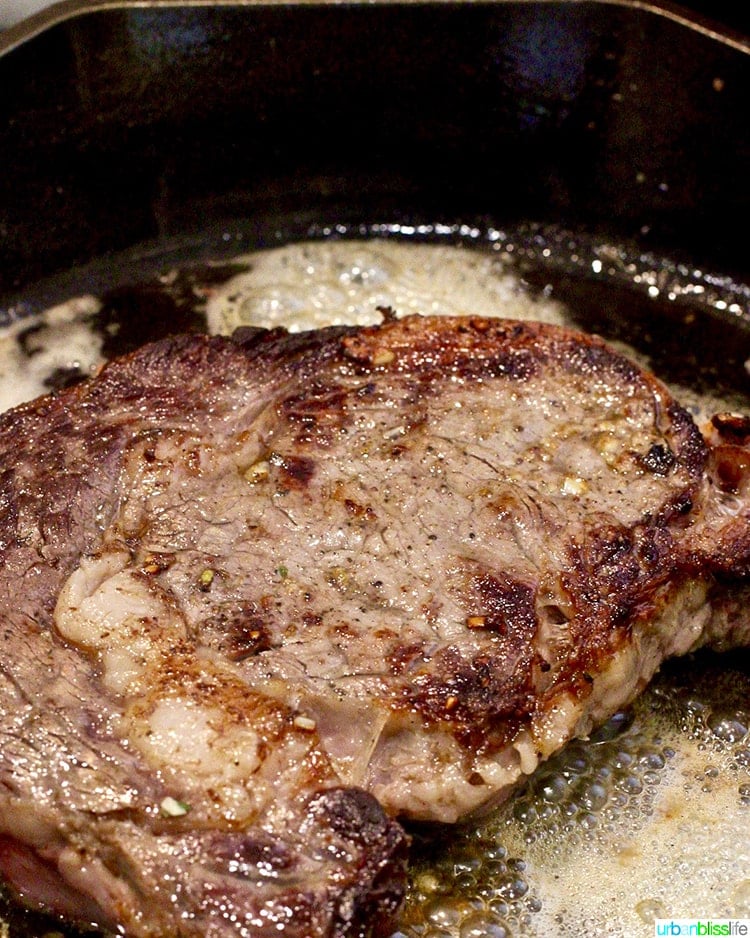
<box><xmin>0</xmin><ymin>313</ymin><xmax>749</xmax><ymax>936</ymax></box>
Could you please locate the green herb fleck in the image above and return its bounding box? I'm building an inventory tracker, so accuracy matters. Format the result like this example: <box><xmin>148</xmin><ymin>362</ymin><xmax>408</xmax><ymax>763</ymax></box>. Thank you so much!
<box><xmin>160</xmin><ymin>796</ymin><xmax>190</xmax><ymax>817</ymax></box>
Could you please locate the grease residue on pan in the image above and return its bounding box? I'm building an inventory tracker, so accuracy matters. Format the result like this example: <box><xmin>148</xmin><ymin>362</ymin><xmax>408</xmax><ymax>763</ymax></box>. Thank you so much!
<box><xmin>0</xmin><ymin>234</ymin><xmax>748</xmax><ymax>938</ymax></box>
<box><xmin>399</xmin><ymin>653</ymin><xmax>750</xmax><ymax>938</ymax></box>
<box><xmin>0</xmin><ymin>294</ymin><xmax>103</xmax><ymax>408</ymax></box>
<box><xmin>202</xmin><ymin>239</ymin><xmax>567</xmax><ymax>334</ymax></box>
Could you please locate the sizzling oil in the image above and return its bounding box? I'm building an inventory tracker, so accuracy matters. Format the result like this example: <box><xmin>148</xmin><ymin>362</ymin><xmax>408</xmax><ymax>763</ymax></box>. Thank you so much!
<box><xmin>0</xmin><ymin>237</ymin><xmax>749</xmax><ymax>938</ymax></box>
<box><xmin>398</xmin><ymin>655</ymin><xmax>750</xmax><ymax>938</ymax></box>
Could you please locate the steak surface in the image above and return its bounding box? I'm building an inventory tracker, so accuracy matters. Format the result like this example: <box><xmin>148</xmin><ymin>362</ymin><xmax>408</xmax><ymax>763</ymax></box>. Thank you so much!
<box><xmin>1</xmin><ymin>313</ymin><xmax>749</xmax><ymax>935</ymax></box>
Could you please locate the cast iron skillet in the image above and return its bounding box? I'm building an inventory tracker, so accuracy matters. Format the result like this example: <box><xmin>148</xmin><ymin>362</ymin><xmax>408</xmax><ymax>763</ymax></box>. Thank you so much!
<box><xmin>0</xmin><ymin>0</ymin><xmax>749</xmax><ymax>314</ymax></box>
<box><xmin>0</xmin><ymin>2</ymin><xmax>749</xmax><ymax>937</ymax></box>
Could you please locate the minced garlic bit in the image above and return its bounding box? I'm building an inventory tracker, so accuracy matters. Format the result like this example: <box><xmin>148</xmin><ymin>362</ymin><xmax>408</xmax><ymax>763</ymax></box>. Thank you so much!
<box><xmin>597</xmin><ymin>432</ymin><xmax>622</xmax><ymax>466</ymax></box>
<box><xmin>198</xmin><ymin>568</ymin><xmax>215</xmax><ymax>591</ymax></box>
<box><xmin>293</xmin><ymin>715</ymin><xmax>317</xmax><ymax>731</ymax></box>
<box><xmin>562</xmin><ymin>476</ymin><xmax>588</xmax><ymax>496</ymax></box>
<box><xmin>445</xmin><ymin>695</ymin><xmax>459</xmax><ymax>711</ymax></box>
<box><xmin>244</xmin><ymin>459</ymin><xmax>270</xmax><ymax>483</ymax></box>
<box><xmin>160</xmin><ymin>796</ymin><xmax>190</xmax><ymax>817</ymax></box>
<box><xmin>326</xmin><ymin>566</ymin><xmax>350</xmax><ymax>590</ymax></box>
<box><xmin>371</xmin><ymin>348</ymin><xmax>395</xmax><ymax>366</ymax></box>
<box><xmin>466</xmin><ymin>615</ymin><xmax>487</xmax><ymax>629</ymax></box>
<box><xmin>141</xmin><ymin>552</ymin><xmax>175</xmax><ymax>575</ymax></box>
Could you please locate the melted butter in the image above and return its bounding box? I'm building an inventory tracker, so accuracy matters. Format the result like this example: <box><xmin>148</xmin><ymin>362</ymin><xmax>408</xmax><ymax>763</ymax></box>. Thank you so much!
<box><xmin>0</xmin><ymin>294</ymin><xmax>102</xmax><ymax>410</ymax></box>
<box><xmin>517</xmin><ymin>692</ymin><xmax>749</xmax><ymax>934</ymax></box>
<box><xmin>203</xmin><ymin>239</ymin><xmax>567</xmax><ymax>334</ymax></box>
<box><xmin>1</xmin><ymin>237</ymin><xmax>749</xmax><ymax>937</ymax></box>
<box><xmin>400</xmin><ymin>658</ymin><xmax>750</xmax><ymax>937</ymax></box>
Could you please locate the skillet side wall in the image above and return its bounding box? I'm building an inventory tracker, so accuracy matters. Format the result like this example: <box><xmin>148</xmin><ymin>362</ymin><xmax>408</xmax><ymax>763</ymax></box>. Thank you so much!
<box><xmin>0</xmin><ymin>1</ymin><xmax>749</xmax><ymax>301</ymax></box>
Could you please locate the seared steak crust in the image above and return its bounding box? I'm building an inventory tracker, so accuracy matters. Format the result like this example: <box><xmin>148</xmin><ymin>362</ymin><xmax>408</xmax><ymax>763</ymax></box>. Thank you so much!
<box><xmin>0</xmin><ymin>313</ymin><xmax>749</xmax><ymax>934</ymax></box>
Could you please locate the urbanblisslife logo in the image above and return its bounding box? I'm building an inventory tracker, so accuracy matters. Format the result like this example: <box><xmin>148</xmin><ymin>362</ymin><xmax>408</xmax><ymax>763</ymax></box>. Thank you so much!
<box><xmin>655</xmin><ymin>922</ymin><xmax>750</xmax><ymax>936</ymax></box>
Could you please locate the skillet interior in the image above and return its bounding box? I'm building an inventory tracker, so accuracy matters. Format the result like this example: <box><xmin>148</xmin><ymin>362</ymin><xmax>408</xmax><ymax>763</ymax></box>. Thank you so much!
<box><xmin>0</xmin><ymin>2</ymin><xmax>749</xmax><ymax>936</ymax></box>
<box><xmin>1</xmin><ymin>0</ymin><xmax>750</xmax><ymax>309</ymax></box>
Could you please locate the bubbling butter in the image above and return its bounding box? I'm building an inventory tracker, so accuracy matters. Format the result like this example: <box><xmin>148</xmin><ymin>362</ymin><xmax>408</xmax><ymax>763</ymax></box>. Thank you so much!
<box><xmin>399</xmin><ymin>658</ymin><xmax>750</xmax><ymax>938</ymax></box>
<box><xmin>203</xmin><ymin>239</ymin><xmax>567</xmax><ymax>334</ymax></box>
